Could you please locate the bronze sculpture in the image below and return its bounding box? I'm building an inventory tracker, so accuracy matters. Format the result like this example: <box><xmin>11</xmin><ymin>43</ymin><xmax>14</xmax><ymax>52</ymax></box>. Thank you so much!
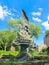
<box><xmin>12</xmin><ymin>9</ymin><xmax>33</xmax><ymax>61</ymax></box>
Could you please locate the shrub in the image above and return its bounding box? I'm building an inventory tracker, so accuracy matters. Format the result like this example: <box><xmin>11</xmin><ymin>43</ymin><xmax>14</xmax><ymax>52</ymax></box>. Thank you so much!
<box><xmin>47</xmin><ymin>47</ymin><xmax>49</xmax><ymax>54</ymax></box>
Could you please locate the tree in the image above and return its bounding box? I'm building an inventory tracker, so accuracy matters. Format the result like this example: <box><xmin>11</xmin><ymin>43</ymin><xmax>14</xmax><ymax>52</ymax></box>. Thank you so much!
<box><xmin>7</xmin><ymin>18</ymin><xmax>23</xmax><ymax>32</ymax></box>
<box><xmin>45</xmin><ymin>30</ymin><xmax>49</xmax><ymax>37</ymax></box>
<box><xmin>0</xmin><ymin>30</ymin><xmax>16</xmax><ymax>51</ymax></box>
<box><xmin>29</xmin><ymin>23</ymin><xmax>41</xmax><ymax>38</ymax></box>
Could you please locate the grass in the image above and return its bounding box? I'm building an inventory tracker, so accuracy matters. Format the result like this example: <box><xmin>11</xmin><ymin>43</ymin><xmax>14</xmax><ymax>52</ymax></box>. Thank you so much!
<box><xmin>0</xmin><ymin>50</ymin><xmax>49</xmax><ymax>65</ymax></box>
<box><xmin>0</xmin><ymin>50</ymin><xmax>49</xmax><ymax>61</ymax></box>
<box><xmin>0</xmin><ymin>50</ymin><xmax>19</xmax><ymax>58</ymax></box>
<box><xmin>27</xmin><ymin>49</ymin><xmax>39</xmax><ymax>58</ymax></box>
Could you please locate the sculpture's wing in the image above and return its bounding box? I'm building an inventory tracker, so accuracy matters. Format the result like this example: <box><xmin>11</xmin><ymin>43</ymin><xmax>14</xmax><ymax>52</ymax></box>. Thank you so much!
<box><xmin>21</xmin><ymin>9</ymin><xmax>29</xmax><ymax>24</ymax></box>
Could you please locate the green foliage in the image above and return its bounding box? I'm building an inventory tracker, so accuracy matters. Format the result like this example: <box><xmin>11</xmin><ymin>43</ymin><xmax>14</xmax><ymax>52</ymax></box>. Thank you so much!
<box><xmin>0</xmin><ymin>50</ymin><xmax>19</xmax><ymax>56</ymax></box>
<box><xmin>7</xmin><ymin>18</ymin><xmax>23</xmax><ymax>32</ymax></box>
<box><xmin>38</xmin><ymin>48</ymin><xmax>47</xmax><ymax>55</ymax></box>
<box><xmin>31</xmin><ymin>49</ymin><xmax>39</xmax><ymax>56</ymax></box>
<box><xmin>0</xmin><ymin>30</ymin><xmax>16</xmax><ymax>50</ymax></box>
<box><xmin>7</xmin><ymin>18</ymin><xmax>41</xmax><ymax>38</ymax></box>
<box><xmin>47</xmin><ymin>47</ymin><xmax>49</xmax><ymax>54</ymax></box>
<box><xmin>42</xmin><ymin>48</ymin><xmax>47</xmax><ymax>52</ymax></box>
<box><xmin>0</xmin><ymin>61</ymin><xmax>43</xmax><ymax>65</ymax></box>
<box><xmin>0</xmin><ymin>61</ymin><xmax>49</xmax><ymax>65</ymax></box>
<box><xmin>0</xmin><ymin>18</ymin><xmax>41</xmax><ymax>54</ymax></box>
<box><xmin>29</xmin><ymin>23</ymin><xmax>35</xmax><ymax>30</ymax></box>
<box><xmin>0</xmin><ymin>61</ymin><xmax>39</xmax><ymax>65</ymax></box>
<box><xmin>39</xmin><ymin>48</ymin><xmax>49</xmax><ymax>55</ymax></box>
<box><xmin>15</xmin><ymin>45</ymin><xmax>20</xmax><ymax>51</ymax></box>
<box><xmin>0</xmin><ymin>18</ymin><xmax>24</xmax><ymax>51</ymax></box>
<box><xmin>45</xmin><ymin>30</ymin><xmax>49</xmax><ymax>37</ymax></box>
<box><xmin>28</xmin><ymin>48</ymin><xmax>39</xmax><ymax>58</ymax></box>
<box><xmin>29</xmin><ymin>23</ymin><xmax>41</xmax><ymax>38</ymax></box>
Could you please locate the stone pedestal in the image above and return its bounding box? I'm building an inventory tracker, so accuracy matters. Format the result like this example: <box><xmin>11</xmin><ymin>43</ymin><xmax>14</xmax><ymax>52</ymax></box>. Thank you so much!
<box><xmin>15</xmin><ymin>44</ymin><xmax>29</xmax><ymax>61</ymax></box>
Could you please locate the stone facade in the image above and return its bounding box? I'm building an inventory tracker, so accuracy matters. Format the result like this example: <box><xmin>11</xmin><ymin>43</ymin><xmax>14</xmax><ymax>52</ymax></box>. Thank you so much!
<box><xmin>36</xmin><ymin>44</ymin><xmax>47</xmax><ymax>52</ymax></box>
<box><xmin>44</xmin><ymin>36</ymin><xmax>49</xmax><ymax>47</ymax></box>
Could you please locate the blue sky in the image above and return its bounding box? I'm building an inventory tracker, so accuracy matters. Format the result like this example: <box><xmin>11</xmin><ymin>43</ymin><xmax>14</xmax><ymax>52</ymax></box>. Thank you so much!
<box><xmin>0</xmin><ymin>0</ymin><xmax>49</xmax><ymax>45</ymax></box>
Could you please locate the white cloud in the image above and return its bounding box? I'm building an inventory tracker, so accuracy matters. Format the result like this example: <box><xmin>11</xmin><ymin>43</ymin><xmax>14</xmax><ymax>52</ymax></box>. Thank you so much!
<box><xmin>38</xmin><ymin>8</ymin><xmax>42</xmax><ymax>11</ymax></box>
<box><xmin>42</xmin><ymin>21</ymin><xmax>49</xmax><ymax>30</ymax></box>
<box><xmin>0</xmin><ymin>5</ymin><xmax>12</xmax><ymax>20</ymax></box>
<box><xmin>32</xmin><ymin>17</ymin><xmax>42</xmax><ymax>22</ymax></box>
<box><xmin>47</xmin><ymin>15</ymin><xmax>49</xmax><ymax>20</ymax></box>
<box><xmin>32</xmin><ymin>12</ymin><xmax>41</xmax><ymax>16</ymax></box>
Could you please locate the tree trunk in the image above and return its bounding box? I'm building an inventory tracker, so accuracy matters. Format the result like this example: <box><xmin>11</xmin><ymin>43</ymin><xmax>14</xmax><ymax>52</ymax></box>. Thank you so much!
<box><xmin>4</xmin><ymin>46</ymin><xmax>6</xmax><ymax>51</ymax></box>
